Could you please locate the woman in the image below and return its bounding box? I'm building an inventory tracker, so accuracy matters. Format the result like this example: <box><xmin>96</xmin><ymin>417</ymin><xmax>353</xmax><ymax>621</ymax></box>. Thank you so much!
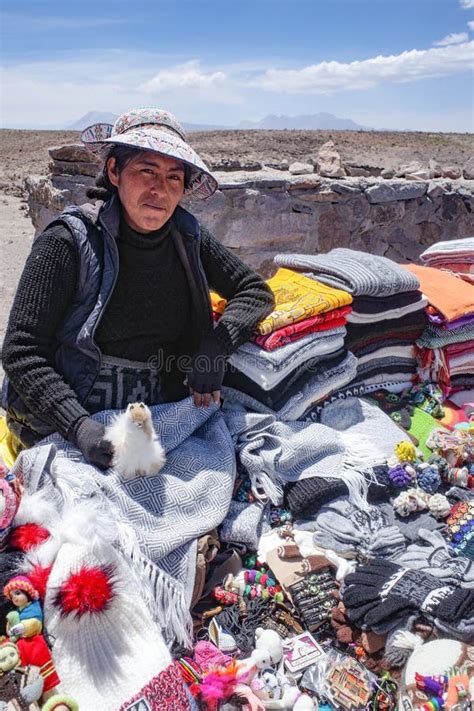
<box><xmin>2</xmin><ymin>107</ymin><xmax>274</xmax><ymax>468</ymax></box>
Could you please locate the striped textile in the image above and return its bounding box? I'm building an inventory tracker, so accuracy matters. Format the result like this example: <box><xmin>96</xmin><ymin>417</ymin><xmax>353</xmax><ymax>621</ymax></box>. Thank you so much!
<box><xmin>416</xmin><ymin>323</ymin><xmax>474</xmax><ymax>348</ymax></box>
<box><xmin>274</xmin><ymin>248</ymin><xmax>419</xmax><ymax>296</ymax></box>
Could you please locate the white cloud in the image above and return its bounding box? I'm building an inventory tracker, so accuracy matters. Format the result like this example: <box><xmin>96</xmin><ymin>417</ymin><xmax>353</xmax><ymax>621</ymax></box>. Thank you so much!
<box><xmin>460</xmin><ymin>0</ymin><xmax>474</xmax><ymax>8</ymax></box>
<box><xmin>434</xmin><ymin>32</ymin><xmax>469</xmax><ymax>46</ymax></box>
<box><xmin>139</xmin><ymin>60</ymin><xmax>226</xmax><ymax>92</ymax></box>
<box><xmin>249</xmin><ymin>42</ymin><xmax>474</xmax><ymax>94</ymax></box>
<box><xmin>468</xmin><ymin>20</ymin><xmax>474</xmax><ymax>29</ymax></box>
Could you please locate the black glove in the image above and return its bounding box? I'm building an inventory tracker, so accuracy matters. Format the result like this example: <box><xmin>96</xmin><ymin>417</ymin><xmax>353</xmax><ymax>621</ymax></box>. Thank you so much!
<box><xmin>70</xmin><ymin>417</ymin><xmax>113</xmax><ymax>470</ymax></box>
<box><xmin>187</xmin><ymin>332</ymin><xmax>227</xmax><ymax>405</ymax></box>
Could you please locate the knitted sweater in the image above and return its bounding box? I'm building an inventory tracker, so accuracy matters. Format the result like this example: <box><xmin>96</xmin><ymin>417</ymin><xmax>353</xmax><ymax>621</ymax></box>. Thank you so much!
<box><xmin>2</xmin><ymin>215</ymin><xmax>274</xmax><ymax>441</ymax></box>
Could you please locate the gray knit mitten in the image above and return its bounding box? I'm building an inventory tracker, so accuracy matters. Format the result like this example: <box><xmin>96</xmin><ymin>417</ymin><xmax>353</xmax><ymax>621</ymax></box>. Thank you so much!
<box><xmin>71</xmin><ymin>417</ymin><xmax>113</xmax><ymax>470</ymax></box>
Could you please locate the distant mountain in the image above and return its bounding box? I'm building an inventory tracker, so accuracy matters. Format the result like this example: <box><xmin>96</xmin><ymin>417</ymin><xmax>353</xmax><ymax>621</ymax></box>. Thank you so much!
<box><xmin>183</xmin><ymin>122</ymin><xmax>230</xmax><ymax>132</ymax></box>
<box><xmin>238</xmin><ymin>113</ymin><xmax>373</xmax><ymax>131</ymax></box>
<box><xmin>66</xmin><ymin>112</ymin><xmax>230</xmax><ymax>132</ymax></box>
<box><xmin>67</xmin><ymin>111</ymin><xmax>119</xmax><ymax>131</ymax></box>
<box><xmin>65</xmin><ymin>111</ymin><xmax>375</xmax><ymax>133</ymax></box>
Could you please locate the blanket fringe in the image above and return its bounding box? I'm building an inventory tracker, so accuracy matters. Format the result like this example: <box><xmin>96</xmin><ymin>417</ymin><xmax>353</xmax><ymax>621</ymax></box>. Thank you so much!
<box><xmin>115</xmin><ymin>518</ymin><xmax>193</xmax><ymax>647</ymax></box>
<box><xmin>143</xmin><ymin>559</ymin><xmax>193</xmax><ymax>648</ymax></box>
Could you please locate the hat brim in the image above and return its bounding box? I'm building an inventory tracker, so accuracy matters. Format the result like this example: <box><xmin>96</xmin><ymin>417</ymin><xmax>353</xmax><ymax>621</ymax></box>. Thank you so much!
<box><xmin>81</xmin><ymin>124</ymin><xmax>218</xmax><ymax>200</ymax></box>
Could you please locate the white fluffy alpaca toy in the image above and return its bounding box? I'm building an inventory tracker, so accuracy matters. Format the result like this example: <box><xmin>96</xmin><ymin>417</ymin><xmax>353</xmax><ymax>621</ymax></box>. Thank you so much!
<box><xmin>105</xmin><ymin>402</ymin><xmax>166</xmax><ymax>481</ymax></box>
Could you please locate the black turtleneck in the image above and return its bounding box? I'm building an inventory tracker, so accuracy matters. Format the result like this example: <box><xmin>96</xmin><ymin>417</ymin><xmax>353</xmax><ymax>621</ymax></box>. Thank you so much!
<box><xmin>95</xmin><ymin>217</ymin><xmax>192</xmax><ymax>369</ymax></box>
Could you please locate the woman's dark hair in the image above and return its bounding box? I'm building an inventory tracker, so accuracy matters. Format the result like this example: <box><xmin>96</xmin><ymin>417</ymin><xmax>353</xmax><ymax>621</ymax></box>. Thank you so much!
<box><xmin>86</xmin><ymin>145</ymin><xmax>192</xmax><ymax>201</ymax></box>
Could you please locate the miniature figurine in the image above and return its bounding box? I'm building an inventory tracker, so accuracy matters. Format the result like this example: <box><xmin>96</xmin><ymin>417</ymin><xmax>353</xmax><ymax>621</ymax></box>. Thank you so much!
<box><xmin>0</xmin><ymin>638</ymin><xmax>43</xmax><ymax>711</ymax></box>
<box><xmin>3</xmin><ymin>577</ymin><xmax>43</xmax><ymax>640</ymax></box>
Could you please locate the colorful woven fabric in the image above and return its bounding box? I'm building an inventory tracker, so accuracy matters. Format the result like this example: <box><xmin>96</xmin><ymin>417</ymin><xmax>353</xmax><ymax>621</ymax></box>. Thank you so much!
<box><xmin>229</xmin><ymin>327</ymin><xmax>346</xmax><ymax>390</ymax></box>
<box><xmin>211</xmin><ymin>271</ymin><xmax>352</xmax><ymax>337</ymax></box>
<box><xmin>118</xmin><ymin>663</ymin><xmax>194</xmax><ymax>710</ymax></box>
<box><xmin>253</xmin><ymin>306</ymin><xmax>351</xmax><ymax>350</ymax></box>
<box><xmin>420</xmin><ymin>238</ymin><xmax>474</xmax><ymax>285</ymax></box>
<box><xmin>347</xmin><ymin>296</ymin><xmax>427</xmax><ymax>323</ymax></box>
<box><xmin>416</xmin><ymin>323</ymin><xmax>474</xmax><ymax>349</ymax></box>
<box><xmin>403</xmin><ymin>263</ymin><xmax>474</xmax><ymax>323</ymax></box>
<box><xmin>256</xmin><ymin>268</ymin><xmax>352</xmax><ymax>335</ymax></box>
<box><xmin>274</xmin><ymin>248</ymin><xmax>420</xmax><ymax>296</ymax></box>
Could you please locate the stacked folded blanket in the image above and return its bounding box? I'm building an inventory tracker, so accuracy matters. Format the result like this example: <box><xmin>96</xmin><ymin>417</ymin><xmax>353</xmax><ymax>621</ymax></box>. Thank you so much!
<box><xmin>218</xmin><ymin>268</ymin><xmax>356</xmax><ymax>418</ymax></box>
<box><xmin>405</xmin><ymin>264</ymin><xmax>474</xmax><ymax>396</ymax></box>
<box><xmin>420</xmin><ymin>237</ymin><xmax>474</xmax><ymax>285</ymax></box>
<box><xmin>274</xmin><ymin>249</ymin><xmax>426</xmax><ymax>393</ymax></box>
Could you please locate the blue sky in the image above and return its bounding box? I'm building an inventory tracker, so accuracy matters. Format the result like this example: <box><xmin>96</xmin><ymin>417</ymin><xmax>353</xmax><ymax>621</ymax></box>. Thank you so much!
<box><xmin>2</xmin><ymin>0</ymin><xmax>473</xmax><ymax>131</ymax></box>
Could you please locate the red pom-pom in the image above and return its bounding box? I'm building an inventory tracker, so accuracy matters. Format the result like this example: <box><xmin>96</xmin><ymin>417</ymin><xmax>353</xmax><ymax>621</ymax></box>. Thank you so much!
<box><xmin>26</xmin><ymin>564</ymin><xmax>53</xmax><ymax>600</ymax></box>
<box><xmin>55</xmin><ymin>565</ymin><xmax>114</xmax><ymax>616</ymax></box>
<box><xmin>9</xmin><ymin>523</ymin><xmax>50</xmax><ymax>551</ymax></box>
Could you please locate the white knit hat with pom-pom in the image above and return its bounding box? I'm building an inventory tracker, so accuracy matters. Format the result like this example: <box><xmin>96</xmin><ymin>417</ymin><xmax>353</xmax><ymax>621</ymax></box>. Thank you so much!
<box><xmin>43</xmin><ymin>540</ymin><xmax>173</xmax><ymax>711</ymax></box>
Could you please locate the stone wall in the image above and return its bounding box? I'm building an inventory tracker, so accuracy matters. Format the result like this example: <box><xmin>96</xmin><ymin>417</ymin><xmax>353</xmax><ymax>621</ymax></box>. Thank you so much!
<box><xmin>25</xmin><ymin>144</ymin><xmax>474</xmax><ymax>277</ymax></box>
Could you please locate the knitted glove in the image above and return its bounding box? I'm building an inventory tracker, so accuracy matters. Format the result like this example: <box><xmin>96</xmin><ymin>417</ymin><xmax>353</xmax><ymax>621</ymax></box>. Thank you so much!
<box><xmin>187</xmin><ymin>332</ymin><xmax>227</xmax><ymax>398</ymax></box>
<box><xmin>342</xmin><ymin>559</ymin><xmax>474</xmax><ymax>632</ymax></box>
<box><xmin>70</xmin><ymin>417</ymin><xmax>113</xmax><ymax>470</ymax></box>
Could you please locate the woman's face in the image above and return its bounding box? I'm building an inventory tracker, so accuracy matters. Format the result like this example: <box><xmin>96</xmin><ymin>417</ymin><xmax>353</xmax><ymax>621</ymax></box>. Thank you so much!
<box><xmin>107</xmin><ymin>151</ymin><xmax>185</xmax><ymax>233</ymax></box>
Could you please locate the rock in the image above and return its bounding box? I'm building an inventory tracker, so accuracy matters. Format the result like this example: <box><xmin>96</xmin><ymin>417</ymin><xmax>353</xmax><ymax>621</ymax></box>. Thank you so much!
<box><xmin>462</xmin><ymin>156</ymin><xmax>474</xmax><ymax>180</ymax></box>
<box><xmin>369</xmin><ymin>202</ymin><xmax>405</xmax><ymax>226</ymax></box>
<box><xmin>365</xmin><ymin>180</ymin><xmax>427</xmax><ymax>204</ymax></box>
<box><xmin>427</xmin><ymin>181</ymin><xmax>448</xmax><ymax>199</ymax></box>
<box><xmin>396</xmin><ymin>161</ymin><xmax>424</xmax><ymax>177</ymax></box>
<box><xmin>442</xmin><ymin>166</ymin><xmax>461</xmax><ymax>180</ymax></box>
<box><xmin>49</xmin><ymin>159</ymin><xmax>99</xmax><ymax>177</ymax></box>
<box><xmin>328</xmin><ymin>180</ymin><xmax>363</xmax><ymax>195</ymax></box>
<box><xmin>405</xmin><ymin>170</ymin><xmax>432</xmax><ymax>181</ymax></box>
<box><xmin>381</xmin><ymin>168</ymin><xmax>395</xmax><ymax>179</ymax></box>
<box><xmin>316</xmin><ymin>141</ymin><xmax>346</xmax><ymax>178</ymax></box>
<box><xmin>210</xmin><ymin>159</ymin><xmax>262</xmax><ymax>172</ymax></box>
<box><xmin>289</xmin><ymin>162</ymin><xmax>314</xmax><ymax>175</ymax></box>
<box><xmin>428</xmin><ymin>159</ymin><xmax>443</xmax><ymax>178</ymax></box>
<box><xmin>48</xmin><ymin>144</ymin><xmax>99</xmax><ymax>163</ymax></box>
<box><xmin>347</xmin><ymin>166</ymin><xmax>370</xmax><ymax>177</ymax></box>
<box><xmin>440</xmin><ymin>194</ymin><xmax>468</xmax><ymax>221</ymax></box>
<box><xmin>265</xmin><ymin>161</ymin><xmax>289</xmax><ymax>171</ymax></box>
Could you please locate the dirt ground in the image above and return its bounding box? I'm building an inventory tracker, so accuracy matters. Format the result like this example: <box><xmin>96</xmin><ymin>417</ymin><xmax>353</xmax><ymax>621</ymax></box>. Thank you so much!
<box><xmin>0</xmin><ymin>127</ymin><xmax>472</xmax><ymax>198</ymax></box>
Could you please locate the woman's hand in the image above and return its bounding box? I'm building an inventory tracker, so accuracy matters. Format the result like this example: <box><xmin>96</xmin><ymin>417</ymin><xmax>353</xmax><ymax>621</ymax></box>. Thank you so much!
<box><xmin>71</xmin><ymin>417</ymin><xmax>114</xmax><ymax>469</ymax></box>
<box><xmin>187</xmin><ymin>333</ymin><xmax>227</xmax><ymax>407</ymax></box>
<box><xmin>189</xmin><ymin>388</ymin><xmax>221</xmax><ymax>408</ymax></box>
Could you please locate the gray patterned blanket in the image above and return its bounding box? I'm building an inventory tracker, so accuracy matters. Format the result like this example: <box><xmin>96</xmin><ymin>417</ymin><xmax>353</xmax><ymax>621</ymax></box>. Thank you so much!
<box><xmin>12</xmin><ymin>398</ymin><xmax>235</xmax><ymax>645</ymax></box>
<box><xmin>11</xmin><ymin>395</ymin><xmax>399</xmax><ymax>644</ymax></box>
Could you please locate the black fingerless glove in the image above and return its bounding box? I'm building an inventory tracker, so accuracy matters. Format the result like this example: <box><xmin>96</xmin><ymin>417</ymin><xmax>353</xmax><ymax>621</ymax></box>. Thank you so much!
<box><xmin>187</xmin><ymin>332</ymin><xmax>228</xmax><ymax>394</ymax></box>
<box><xmin>70</xmin><ymin>417</ymin><xmax>113</xmax><ymax>470</ymax></box>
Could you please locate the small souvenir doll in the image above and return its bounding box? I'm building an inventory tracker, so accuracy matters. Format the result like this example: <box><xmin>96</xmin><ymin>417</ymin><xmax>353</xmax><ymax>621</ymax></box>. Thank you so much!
<box><xmin>3</xmin><ymin>577</ymin><xmax>43</xmax><ymax>640</ymax></box>
<box><xmin>0</xmin><ymin>637</ymin><xmax>43</xmax><ymax>711</ymax></box>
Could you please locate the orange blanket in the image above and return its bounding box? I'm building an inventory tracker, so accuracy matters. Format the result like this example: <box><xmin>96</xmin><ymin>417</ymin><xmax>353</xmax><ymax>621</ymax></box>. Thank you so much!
<box><xmin>403</xmin><ymin>263</ymin><xmax>474</xmax><ymax>323</ymax></box>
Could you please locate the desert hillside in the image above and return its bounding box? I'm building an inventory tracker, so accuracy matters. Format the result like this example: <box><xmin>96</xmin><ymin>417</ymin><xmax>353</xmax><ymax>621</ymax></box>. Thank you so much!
<box><xmin>1</xmin><ymin>128</ymin><xmax>472</xmax><ymax>197</ymax></box>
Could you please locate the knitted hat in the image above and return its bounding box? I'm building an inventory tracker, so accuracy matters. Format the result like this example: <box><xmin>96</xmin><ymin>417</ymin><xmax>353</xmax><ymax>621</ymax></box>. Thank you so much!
<box><xmin>43</xmin><ymin>540</ymin><xmax>173</xmax><ymax>711</ymax></box>
<box><xmin>3</xmin><ymin>575</ymin><xmax>39</xmax><ymax>601</ymax></box>
<box><xmin>398</xmin><ymin>639</ymin><xmax>474</xmax><ymax>709</ymax></box>
<box><xmin>285</xmin><ymin>477</ymin><xmax>348</xmax><ymax>518</ymax></box>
